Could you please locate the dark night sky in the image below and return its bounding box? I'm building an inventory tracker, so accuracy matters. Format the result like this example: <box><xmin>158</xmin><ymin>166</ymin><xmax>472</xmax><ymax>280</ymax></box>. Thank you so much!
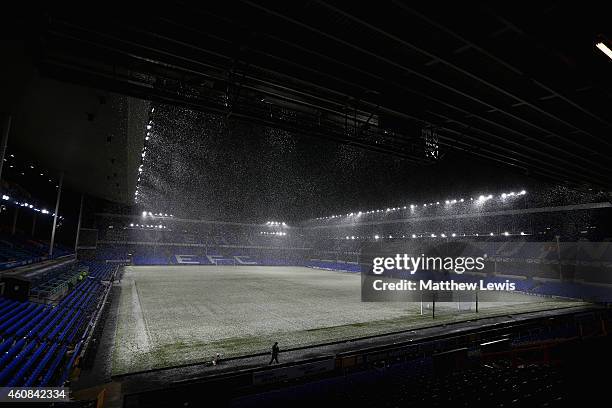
<box><xmin>135</xmin><ymin>104</ymin><xmax>533</xmax><ymax>223</ymax></box>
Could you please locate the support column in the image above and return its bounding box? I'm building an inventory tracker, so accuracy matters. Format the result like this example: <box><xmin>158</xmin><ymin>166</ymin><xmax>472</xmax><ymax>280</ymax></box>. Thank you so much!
<box><xmin>74</xmin><ymin>194</ymin><xmax>84</xmax><ymax>254</ymax></box>
<box><xmin>0</xmin><ymin>114</ymin><xmax>11</xmax><ymax>181</ymax></box>
<box><xmin>31</xmin><ymin>213</ymin><xmax>37</xmax><ymax>237</ymax></box>
<box><xmin>11</xmin><ymin>206</ymin><xmax>19</xmax><ymax>235</ymax></box>
<box><xmin>49</xmin><ymin>172</ymin><xmax>64</xmax><ymax>257</ymax></box>
<box><xmin>555</xmin><ymin>235</ymin><xmax>562</xmax><ymax>280</ymax></box>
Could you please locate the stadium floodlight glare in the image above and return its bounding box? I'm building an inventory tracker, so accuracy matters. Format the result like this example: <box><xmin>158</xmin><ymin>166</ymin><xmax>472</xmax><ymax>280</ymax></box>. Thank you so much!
<box><xmin>520</xmin><ymin>231</ymin><xmax>526</xmax><ymax>235</ymax></box>
<box><xmin>130</xmin><ymin>223</ymin><xmax>134</xmax><ymax>227</ymax></box>
<box><xmin>519</xmin><ymin>190</ymin><xmax>527</xmax><ymax>195</ymax></box>
<box><xmin>596</xmin><ymin>42</ymin><xmax>612</xmax><ymax>60</ymax></box>
<box><xmin>490</xmin><ymin>232</ymin><xmax>494</xmax><ymax>236</ymax></box>
<box><xmin>412</xmin><ymin>234</ymin><xmax>416</xmax><ymax>238</ymax></box>
<box><xmin>502</xmin><ymin>193</ymin><xmax>507</xmax><ymax>198</ymax></box>
<box><xmin>504</xmin><ymin>231</ymin><xmax>510</xmax><ymax>236</ymax></box>
<box><xmin>451</xmin><ymin>233</ymin><xmax>456</xmax><ymax>237</ymax></box>
<box><xmin>445</xmin><ymin>200</ymin><xmax>450</xmax><ymax>204</ymax></box>
<box><xmin>146</xmin><ymin>125</ymin><xmax>152</xmax><ymax>130</ymax></box>
<box><xmin>374</xmin><ymin>235</ymin><xmax>380</xmax><ymax>240</ymax></box>
<box><xmin>431</xmin><ymin>233</ymin><xmax>436</xmax><ymax>237</ymax></box>
<box><xmin>148</xmin><ymin>211</ymin><xmax>153</xmax><ymax>216</ymax></box>
<box><xmin>1</xmin><ymin>195</ymin><xmax>8</xmax><ymax>200</ymax></box>
<box><xmin>441</xmin><ymin>233</ymin><xmax>446</xmax><ymax>238</ymax></box>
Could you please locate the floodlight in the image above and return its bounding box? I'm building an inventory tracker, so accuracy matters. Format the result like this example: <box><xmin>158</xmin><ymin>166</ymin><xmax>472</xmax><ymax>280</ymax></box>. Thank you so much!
<box><xmin>596</xmin><ymin>42</ymin><xmax>612</xmax><ymax>60</ymax></box>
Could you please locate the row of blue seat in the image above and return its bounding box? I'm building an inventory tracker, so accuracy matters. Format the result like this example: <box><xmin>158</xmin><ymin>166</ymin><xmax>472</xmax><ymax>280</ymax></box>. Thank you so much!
<box><xmin>81</xmin><ymin>262</ymin><xmax>116</xmax><ymax>281</ymax></box>
<box><xmin>0</xmin><ymin>262</ymin><xmax>114</xmax><ymax>387</ymax></box>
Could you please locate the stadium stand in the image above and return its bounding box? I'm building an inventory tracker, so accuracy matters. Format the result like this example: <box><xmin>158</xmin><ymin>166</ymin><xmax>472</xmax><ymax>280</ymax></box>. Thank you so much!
<box><xmin>0</xmin><ymin>261</ymin><xmax>115</xmax><ymax>387</ymax></box>
<box><xmin>0</xmin><ymin>234</ymin><xmax>72</xmax><ymax>270</ymax></box>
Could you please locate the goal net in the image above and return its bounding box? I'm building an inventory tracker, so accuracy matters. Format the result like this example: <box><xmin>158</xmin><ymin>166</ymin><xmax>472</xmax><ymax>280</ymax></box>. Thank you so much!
<box><xmin>212</xmin><ymin>258</ymin><xmax>237</xmax><ymax>267</ymax></box>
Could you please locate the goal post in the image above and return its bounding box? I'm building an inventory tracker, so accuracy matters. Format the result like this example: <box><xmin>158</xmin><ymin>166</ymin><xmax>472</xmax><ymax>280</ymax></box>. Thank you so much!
<box><xmin>212</xmin><ymin>258</ymin><xmax>237</xmax><ymax>268</ymax></box>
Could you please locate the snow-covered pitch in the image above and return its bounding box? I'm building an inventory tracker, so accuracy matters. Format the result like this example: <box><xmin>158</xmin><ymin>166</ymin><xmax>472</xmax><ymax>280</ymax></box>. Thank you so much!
<box><xmin>112</xmin><ymin>265</ymin><xmax>575</xmax><ymax>374</ymax></box>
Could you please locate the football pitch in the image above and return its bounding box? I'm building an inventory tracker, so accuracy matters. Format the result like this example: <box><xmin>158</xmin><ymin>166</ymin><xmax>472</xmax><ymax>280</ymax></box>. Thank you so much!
<box><xmin>112</xmin><ymin>265</ymin><xmax>583</xmax><ymax>374</ymax></box>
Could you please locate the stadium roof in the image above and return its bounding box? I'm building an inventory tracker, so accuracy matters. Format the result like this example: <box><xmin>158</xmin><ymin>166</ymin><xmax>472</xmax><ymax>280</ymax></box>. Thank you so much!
<box><xmin>1</xmin><ymin>2</ymin><xmax>611</xmax><ymax>206</ymax></box>
<box><xmin>1</xmin><ymin>37</ymin><xmax>147</xmax><ymax>204</ymax></box>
